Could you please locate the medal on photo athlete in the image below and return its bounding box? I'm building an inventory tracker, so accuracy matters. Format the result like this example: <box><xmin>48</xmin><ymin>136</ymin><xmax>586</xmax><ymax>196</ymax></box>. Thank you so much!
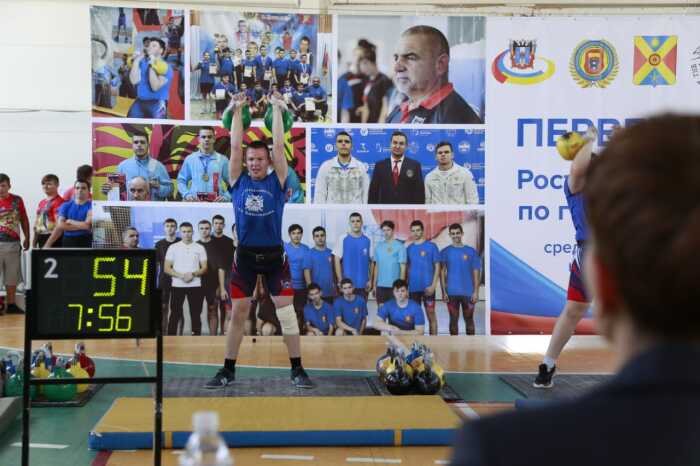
<box><xmin>200</xmin><ymin>155</ymin><xmax>211</xmax><ymax>182</ymax></box>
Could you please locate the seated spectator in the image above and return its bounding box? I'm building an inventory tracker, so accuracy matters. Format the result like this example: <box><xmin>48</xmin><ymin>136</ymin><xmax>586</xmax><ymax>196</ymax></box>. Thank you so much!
<box><xmin>280</xmin><ymin>79</ymin><xmax>294</xmax><ymax>101</ymax></box>
<box><xmin>257</xmin><ymin>295</ymin><xmax>281</xmax><ymax>336</ymax></box>
<box><xmin>306</xmin><ymin>76</ymin><xmax>328</xmax><ymax>120</ymax></box>
<box><xmin>251</xmin><ymin>81</ymin><xmax>267</xmax><ymax>118</ymax></box>
<box><xmin>449</xmin><ymin>114</ymin><xmax>700</xmax><ymax>466</ymax></box>
<box><xmin>373</xmin><ymin>279</ymin><xmax>425</xmax><ymax>336</ymax></box>
<box><xmin>213</xmin><ymin>74</ymin><xmax>237</xmax><ymax>119</ymax></box>
<box><xmin>290</xmin><ymin>82</ymin><xmax>308</xmax><ymax>121</ymax></box>
<box><xmin>333</xmin><ymin>278</ymin><xmax>367</xmax><ymax>336</ymax></box>
<box><xmin>304</xmin><ymin>283</ymin><xmax>335</xmax><ymax>336</ymax></box>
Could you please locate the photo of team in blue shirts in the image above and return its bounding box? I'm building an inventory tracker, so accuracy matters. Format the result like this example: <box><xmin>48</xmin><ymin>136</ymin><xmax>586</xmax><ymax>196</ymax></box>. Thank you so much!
<box><xmin>244</xmin><ymin>211</ymin><xmax>484</xmax><ymax>336</ymax></box>
<box><xmin>190</xmin><ymin>13</ymin><xmax>331</xmax><ymax>122</ymax></box>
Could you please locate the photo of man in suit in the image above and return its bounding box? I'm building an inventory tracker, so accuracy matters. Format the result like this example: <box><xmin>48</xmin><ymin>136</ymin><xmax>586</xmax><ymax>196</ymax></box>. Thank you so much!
<box><xmin>368</xmin><ymin>131</ymin><xmax>425</xmax><ymax>204</ymax></box>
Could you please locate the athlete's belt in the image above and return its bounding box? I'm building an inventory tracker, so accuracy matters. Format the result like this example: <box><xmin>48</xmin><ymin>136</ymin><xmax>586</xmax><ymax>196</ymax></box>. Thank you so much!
<box><xmin>238</xmin><ymin>245</ymin><xmax>284</xmax><ymax>264</ymax></box>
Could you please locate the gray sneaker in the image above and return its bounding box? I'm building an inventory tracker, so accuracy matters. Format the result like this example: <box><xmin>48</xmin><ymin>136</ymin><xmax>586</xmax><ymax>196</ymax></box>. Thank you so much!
<box><xmin>291</xmin><ymin>367</ymin><xmax>314</xmax><ymax>389</ymax></box>
<box><xmin>204</xmin><ymin>367</ymin><xmax>235</xmax><ymax>389</ymax></box>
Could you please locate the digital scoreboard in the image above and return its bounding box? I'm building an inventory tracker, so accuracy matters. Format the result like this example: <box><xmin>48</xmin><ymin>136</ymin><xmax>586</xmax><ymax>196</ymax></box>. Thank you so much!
<box><xmin>29</xmin><ymin>249</ymin><xmax>158</xmax><ymax>339</ymax></box>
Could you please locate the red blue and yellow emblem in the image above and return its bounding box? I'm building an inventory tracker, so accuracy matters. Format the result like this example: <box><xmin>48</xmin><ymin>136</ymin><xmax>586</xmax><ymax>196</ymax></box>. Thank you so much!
<box><xmin>633</xmin><ymin>35</ymin><xmax>677</xmax><ymax>86</ymax></box>
<box><xmin>570</xmin><ymin>39</ymin><xmax>619</xmax><ymax>88</ymax></box>
<box><xmin>492</xmin><ymin>40</ymin><xmax>555</xmax><ymax>85</ymax></box>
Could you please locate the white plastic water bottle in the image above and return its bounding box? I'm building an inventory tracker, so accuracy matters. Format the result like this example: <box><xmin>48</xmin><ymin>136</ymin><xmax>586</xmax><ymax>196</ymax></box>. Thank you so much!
<box><xmin>179</xmin><ymin>411</ymin><xmax>233</xmax><ymax>466</ymax></box>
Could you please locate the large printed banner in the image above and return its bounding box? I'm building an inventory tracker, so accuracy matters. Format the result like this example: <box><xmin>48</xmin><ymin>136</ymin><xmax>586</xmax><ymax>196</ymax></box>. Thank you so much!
<box><xmin>486</xmin><ymin>16</ymin><xmax>700</xmax><ymax>334</ymax></box>
<box><xmin>87</xmin><ymin>6</ymin><xmax>700</xmax><ymax>336</ymax></box>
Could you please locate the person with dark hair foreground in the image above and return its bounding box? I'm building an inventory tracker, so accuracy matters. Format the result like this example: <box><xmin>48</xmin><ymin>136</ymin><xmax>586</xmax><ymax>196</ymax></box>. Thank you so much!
<box><xmin>450</xmin><ymin>114</ymin><xmax>700</xmax><ymax>466</ymax></box>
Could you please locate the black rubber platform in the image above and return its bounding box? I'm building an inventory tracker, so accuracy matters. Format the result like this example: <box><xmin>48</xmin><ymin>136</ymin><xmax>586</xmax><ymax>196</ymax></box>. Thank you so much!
<box><xmin>163</xmin><ymin>376</ymin><xmax>378</xmax><ymax>397</ymax></box>
<box><xmin>162</xmin><ymin>376</ymin><xmax>462</xmax><ymax>401</ymax></box>
<box><xmin>500</xmin><ymin>374</ymin><xmax>611</xmax><ymax>401</ymax></box>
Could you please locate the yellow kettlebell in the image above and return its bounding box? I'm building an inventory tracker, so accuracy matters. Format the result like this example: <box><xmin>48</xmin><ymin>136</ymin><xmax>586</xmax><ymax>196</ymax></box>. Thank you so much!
<box><xmin>67</xmin><ymin>364</ymin><xmax>89</xmax><ymax>393</ymax></box>
<box><xmin>151</xmin><ymin>59</ymin><xmax>168</xmax><ymax>76</ymax></box>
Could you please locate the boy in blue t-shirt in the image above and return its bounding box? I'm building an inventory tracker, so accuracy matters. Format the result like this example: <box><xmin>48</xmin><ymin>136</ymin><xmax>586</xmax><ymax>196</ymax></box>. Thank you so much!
<box><xmin>303</xmin><ymin>226</ymin><xmax>336</xmax><ymax>304</ymax></box>
<box><xmin>333</xmin><ymin>212</ymin><xmax>372</xmax><ymax>300</ymax></box>
<box><xmin>372</xmin><ymin>220</ymin><xmax>406</xmax><ymax>306</ymax></box>
<box><xmin>406</xmin><ymin>220</ymin><xmax>441</xmax><ymax>335</ymax></box>
<box><xmin>374</xmin><ymin>279</ymin><xmax>425</xmax><ymax>336</ymax></box>
<box><xmin>333</xmin><ymin>278</ymin><xmax>367</xmax><ymax>336</ymax></box>
<box><xmin>217</xmin><ymin>49</ymin><xmax>235</xmax><ymax>83</ymax></box>
<box><xmin>440</xmin><ymin>223</ymin><xmax>481</xmax><ymax>335</ymax></box>
<box><xmin>290</xmin><ymin>82</ymin><xmax>308</xmax><ymax>121</ymax></box>
<box><xmin>251</xmin><ymin>81</ymin><xmax>267</xmax><ymax>118</ymax></box>
<box><xmin>242</xmin><ymin>49</ymin><xmax>257</xmax><ymax>89</ymax></box>
<box><xmin>192</xmin><ymin>51</ymin><xmax>216</xmax><ymax>114</ymax></box>
<box><xmin>255</xmin><ymin>45</ymin><xmax>273</xmax><ymax>90</ymax></box>
<box><xmin>284</xmin><ymin>224</ymin><xmax>310</xmax><ymax>333</ymax></box>
<box><xmin>272</xmin><ymin>47</ymin><xmax>290</xmax><ymax>86</ymax></box>
<box><xmin>304</xmin><ymin>283</ymin><xmax>334</xmax><ymax>336</ymax></box>
<box><xmin>280</xmin><ymin>79</ymin><xmax>294</xmax><ymax>109</ymax></box>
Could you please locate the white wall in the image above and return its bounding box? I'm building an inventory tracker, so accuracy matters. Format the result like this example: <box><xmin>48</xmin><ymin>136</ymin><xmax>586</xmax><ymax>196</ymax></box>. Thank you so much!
<box><xmin>1</xmin><ymin>2</ymin><xmax>91</xmax><ymax>222</ymax></box>
<box><xmin>0</xmin><ymin>111</ymin><xmax>91</xmax><ymax>219</ymax></box>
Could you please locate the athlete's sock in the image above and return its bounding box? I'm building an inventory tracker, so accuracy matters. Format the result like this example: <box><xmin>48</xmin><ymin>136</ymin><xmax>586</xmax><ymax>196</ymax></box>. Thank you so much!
<box><xmin>224</xmin><ymin>358</ymin><xmax>236</xmax><ymax>372</ymax></box>
<box><xmin>290</xmin><ymin>357</ymin><xmax>302</xmax><ymax>370</ymax></box>
<box><xmin>543</xmin><ymin>356</ymin><xmax>556</xmax><ymax>370</ymax></box>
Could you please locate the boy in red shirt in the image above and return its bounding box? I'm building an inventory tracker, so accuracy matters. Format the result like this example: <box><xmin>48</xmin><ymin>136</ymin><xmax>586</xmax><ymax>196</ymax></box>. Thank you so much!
<box><xmin>34</xmin><ymin>174</ymin><xmax>65</xmax><ymax>248</ymax></box>
<box><xmin>0</xmin><ymin>173</ymin><xmax>30</xmax><ymax>314</ymax></box>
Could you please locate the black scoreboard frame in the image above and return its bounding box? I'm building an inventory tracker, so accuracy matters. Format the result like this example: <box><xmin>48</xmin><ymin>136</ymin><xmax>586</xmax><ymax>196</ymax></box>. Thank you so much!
<box><xmin>22</xmin><ymin>248</ymin><xmax>163</xmax><ymax>466</ymax></box>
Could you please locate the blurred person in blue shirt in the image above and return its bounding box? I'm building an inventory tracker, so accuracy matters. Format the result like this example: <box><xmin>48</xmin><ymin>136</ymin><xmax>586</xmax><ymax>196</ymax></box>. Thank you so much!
<box><xmin>306</xmin><ymin>76</ymin><xmax>328</xmax><ymax>120</ymax></box>
<box><xmin>333</xmin><ymin>278</ymin><xmax>368</xmax><ymax>336</ymax></box>
<box><xmin>304</xmin><ymin>283</ymin><xmax>335</xmax><ymax>336</ymax></box>
<box><xmin>272</xmin><ymin>47</ymin><xmax>291</xmax><ymax>86</ymax></box>
<box><xmin>128</xmin><ymin>38</ymin><xmax>173</xmax><ymax>119</ymax></box>
<box><xmin>373</xmin><ymin>279</ymin><xmax>426</xmax><ymax>336</ymax></box>
<box><xmin>440</xmin><ymin>223</ymin><xmax>481</xmax><ymax>335</ymax></box>
<box><xmin>213</xmin><ymin>74</ymin><xmax>237</xmax><ymax>119</ymax></box>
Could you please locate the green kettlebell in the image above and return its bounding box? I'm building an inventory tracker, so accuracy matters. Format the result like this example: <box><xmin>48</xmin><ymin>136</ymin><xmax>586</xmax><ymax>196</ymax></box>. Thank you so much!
<box><xmin>222</xmin><ymin>105</ymin><xmax>252</xmax><ymax>131</ymax></box>
<box><xmin>5</xmin><ymin>373</ymin><xmax>37</xmax><ymax>400</ymax></box>
<box><xmin>264</xmin><ymin>105</ymin><xmax>294</xmax><ymax>133</ymax></box>
<box><xmin>44</xmin><ymin>367</ymin><xmax>76</xmax><ymax>402</ymax></box>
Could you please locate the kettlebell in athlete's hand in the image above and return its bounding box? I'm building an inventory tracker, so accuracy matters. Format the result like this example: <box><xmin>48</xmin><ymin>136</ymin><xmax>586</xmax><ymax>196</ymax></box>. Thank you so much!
<box><xmin>222</xmin><ymin>94</ymin><xmax>252</xmax><ymax>131</ymax></box>
<box><xmin>151</xmin><ymin>58</ymin><xmax>169</xmax><ymax>76</ymax></box>
<box><xmin>264</xmin><ymin>105</ymin><xmax>294</xmax><ymax>133</ymax></box>
<box><xmin>555</xmin><ymin>126</ymin><xmax>597</xmax><ymax>161</ymax></box>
